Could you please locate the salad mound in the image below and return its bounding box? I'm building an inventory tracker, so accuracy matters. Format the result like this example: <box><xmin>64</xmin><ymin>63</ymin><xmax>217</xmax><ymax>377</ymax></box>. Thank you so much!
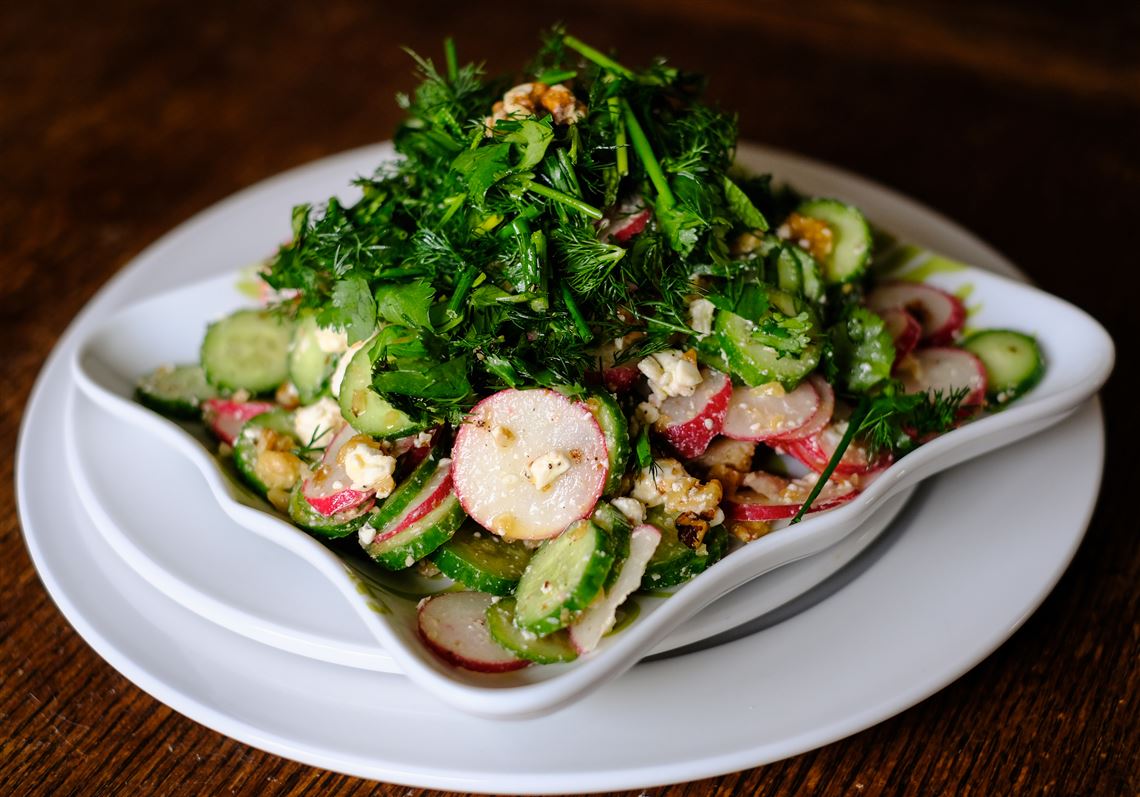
<box><xmin>135</xmin><ymin>32</ymin><xmax>1045</xmax><ymax>672</ymax></box>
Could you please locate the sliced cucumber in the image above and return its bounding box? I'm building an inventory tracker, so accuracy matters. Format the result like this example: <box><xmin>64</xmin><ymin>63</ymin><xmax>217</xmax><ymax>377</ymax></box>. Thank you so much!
<box><xmin>361</xmin><ymin>494</ymin><xmax>465</xmax><ymax>570</ymax></box>
<box><xmin>200</xmin><ymin>309</ymin><xmax>293</xmax><ymax>394</ymax></box>
<box><xmin>289</xmin><ymin>315</ymin><xmax>337</xmax><ymax>404</ymax></box>
<box><xmin>795</xmin><ymin>198</ymin><xmax>872</xmax><ymax>285</ymax></box>
<box><xmin>485</xmin><ymin>598</ymin><xmax>579</xmax><ymax>664</ymax></box>
<box><xmin>135</xmin><ymin>364</ymin><xmax>218</xmax><ymax>419</ymax></box>
<box><xmin>514</xmin><ymin>519</ymin><xmax>614</xmax><ymax>636</ymax></box>
<box><xmin>232</xmin><ymin>409</ymin><xmax>296</xmax><ymax>496</ymax></box>
<box><xmin>288</xmin><ymin>483</ymin><xmax>373</xmax><ymax>539</ymax></box>
<box><xmin>584</xmin><ymin>391</ymin><xmax>630</xmax><ymax>497</ymax></box>
<box><xmin>641</xmin><ymin>512</ymin><xmax>728</xmax><ymax>590</ymax></box>
<box><xmin>337</xmin><ymin>339</ymin><xmax>423</xmax><ymax>439</ymax></box>
<box><xmin>431</xmin><ymin>522</ymin><xmax>534</xmax><ymax>595</ymax></box>
<box><xmin>792</xmin><ymin>248</ymin><xmax>825</xmax><ymax>302</ymax></box>
<box><xmin>775</xmin><ymin>247</ymin><xmax>803</xmax><ymax>296</ymax></box>
<box><xmin>716</xmin><ymin>309</ymin><xmax>821</xmax><ymax>389</ymax></box>
<box><xmin>961</xmin><ymin>329</ymin><xmax>1044</xmax><ymax>404</ymax></box>
<box><xmin>369</xmin><ymin>447</ymin><xmax>445</xmax><ymax>531</ymax></box>
<box><xmin>591</xmin><ymin>502</ymin><xmax>632</xmax><ymax>592</ymax></box>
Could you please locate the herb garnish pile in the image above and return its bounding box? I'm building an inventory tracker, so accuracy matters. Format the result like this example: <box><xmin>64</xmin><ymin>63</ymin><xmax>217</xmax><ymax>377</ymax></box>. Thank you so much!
<box><xmin>262</xmin><ymin>30</ymin><xmax>966</xmax><ymax>515</ymax></box>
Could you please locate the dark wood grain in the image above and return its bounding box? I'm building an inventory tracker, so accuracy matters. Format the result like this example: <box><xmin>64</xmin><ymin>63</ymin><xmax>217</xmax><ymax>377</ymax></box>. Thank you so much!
<box><xmin>3</xmin><ymin>1</ymin><xmax>1137</xmax><ymax>794</ymax></box>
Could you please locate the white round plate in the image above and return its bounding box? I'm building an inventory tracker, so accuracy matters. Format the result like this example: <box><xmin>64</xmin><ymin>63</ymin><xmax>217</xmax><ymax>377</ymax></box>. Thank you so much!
<box><xmin>17</xmin><ymin>144</ymin><xmax>1105</xmax><ymax>791</ymax></box>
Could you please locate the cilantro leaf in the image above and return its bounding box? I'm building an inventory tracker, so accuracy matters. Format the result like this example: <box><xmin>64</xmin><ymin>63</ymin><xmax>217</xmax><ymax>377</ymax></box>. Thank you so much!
<box><xmin>375</xmin><ymin>281</ymin><xmax>435</xmax><ymax>330</ymax></box>
<box><xmin>324</xmin><ymin>276</ymin><xmax>376</xmax><ymax>344</ymax></box>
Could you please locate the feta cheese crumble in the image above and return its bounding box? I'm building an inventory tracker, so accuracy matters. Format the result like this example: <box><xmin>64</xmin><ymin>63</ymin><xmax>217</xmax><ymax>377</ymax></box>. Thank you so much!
<box><xmin>688</xmin><ymin>298</ymin><xmax>716</xmax><ymax>337</ymax></box>
<box><xmin>343</xmin><ymin>441</ymin><xmax>397</xmax><ymax>496</ymax></box>
<box><xmin>314</xmin><ymin>325</ymin><xmax>349</xmax><ymax>354</ymax></box>
<box><xmin>611</xmin><ymin>497</ymin><xmax>646</xmax><ymax>526</ymax></box>
<box><xmin>292</xmin><ymin>397</ymin><xmax>343</xmax><ymax>448</ymax></box>
<box><xmin>638</xmin><ymin>349</ymin><xmax>703</xmax><ymax>403</ymax></box>
<box><xmin>526</xmin><ymin>450</ymin><xmax>572</xmax><ymax>491</ymax></box>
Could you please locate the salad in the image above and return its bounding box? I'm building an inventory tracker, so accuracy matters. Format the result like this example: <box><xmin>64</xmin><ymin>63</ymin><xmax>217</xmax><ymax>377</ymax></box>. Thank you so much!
<box><xmin>135</xmin><ymin>32</ymin><xmax>1044</xmax><ymax>672</ymax></box>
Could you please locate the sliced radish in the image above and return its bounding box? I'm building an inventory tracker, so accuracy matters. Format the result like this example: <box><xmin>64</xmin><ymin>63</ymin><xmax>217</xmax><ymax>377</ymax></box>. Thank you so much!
<box><xmin>202</xmin><ymin>398</ymin><xmax>277</xmax><ymax>445</ymax></box>
<box><xmin>656</xmin><ymin>369</ymin><xmax>732</xmax><ymax>458</ymax></box>
<box><xmin>390</xmin><ymin>427</ymin><xmax>439</xmax><ymax>469</ymax></box>
<box><xmin>417</xmin><ymin>592</ymin><xmax>529</xmax><ymax>673</ymax></box>
<box><xmin>727</xmin><ymin>470</ymin><xmax>861</xmax><ymax>520</ymax></box>
<box><xmin>370</xmin><ymin>459</ymin><xmax>453</xmax><ymax>544</ymax></box>
<box><xmin>767</xmin><ymin>375</ymin><xmax>835</xmax><ymax>444</ymax></box>
<box><xmin>569</xmin><ymin>524</ymin><xmax>661</xmax><ymax>654</ymax></box>
<box><xmin>880</xmin><ymin>307</ymin><xmax>921</xmax><ymax>365</ymax></box>
<box><xmin>780</xmin><ymin>418</ymin><xmax>886</xmax><ymax>477</ymax></box>
<box><xmin>867</xmin><ymin>281</ymin><xmax>965</xmax><ymax>345</ymax></box>
<box><xmin>597</xmin><ymin>364</ymin><xmax>640</xmax><ymax>393</ymax></box>
<box><xmin>723</xmin><ymin>379</ymin><xmax>819</xmax><ymax>443</ymax></box>
<box><xmin>899</xmin><ymin>347</ymin><xmax>988</xmax><ymax>406</ymax></box>
<box><xmin>598</xmin><ymin>196</ymin><xmax>651</xmax><ymax>244</ymax></box>
<box><xmin>452</xmin><ymin>389</ymin><xmax>609</xmax><ymax>541</ymax></box>
<box><xmin>303</xmin><ymin>425</ymin><xmax>375</xmax><ymax>517</ymax></box>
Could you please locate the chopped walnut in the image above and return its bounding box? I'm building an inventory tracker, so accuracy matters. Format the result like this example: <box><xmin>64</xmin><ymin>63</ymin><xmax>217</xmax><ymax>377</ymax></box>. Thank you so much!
<box><xmin>777</xmin><ymin>212</ymin><xmax>834</xmax><ymax>261</ymax></box>
<box><xmin>675</xmin><ymin>511</ymin><xmax>710</xmax><ymax>550</ymax></box>
<box><xmin>690</xmin><ymin>438</ymin><xmax>756</xmax><ymax>475</ymax></box>
<box><xmin>631</xmin><ymin>458</ymin><xmax>722</xmax><ymax>518</ymax></box>
<box><xmin>730</xmin><ymin>231</ymin><xmax>765</xmax><ymax>258</ymax></box>
<box><xmin>252</xmin><ymin>429</ymin><xmax>303</xmax><ymax>491</ymax></box>
<box><xmin>726</xmin><ymin>519</ymin><xmax>773</xmax><ymax>543</ymax></box>
<box><xmin>485</xmin><ymin>82</ymin><xmax>586</xmax><ymax>132</ymax></box>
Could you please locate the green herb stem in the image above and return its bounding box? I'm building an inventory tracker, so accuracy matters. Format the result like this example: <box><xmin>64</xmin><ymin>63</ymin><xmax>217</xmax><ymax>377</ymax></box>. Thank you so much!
<box><xmin>561</xmin><ymin>282</ymin><xmax>593</xmax><ymax>342</ymax></box>
<box><xmin>621</xmin><ymin>100</ymin><xmax>675</xmax><ymax>209</ymax></box>
<box><xmin>444</xmin><ymin>38</ymin><xmax>458</xmax><ymax>82</ymax></box>
<box><xmin>562</xmin><ymin>35</ymin><xmax>634</xmax><ymax>79</ymax></box>
<box><xmin>523</xmin><ymin>179</ymin><xmax>603</xmax><ymax>220</ymax></box>
<box><xmin>790</xmin><ymin>398</ymin><xmax>870</xmax><ymax>524</ymax></box>
<box><xmin>608</xmin><ymin>97</ymin><xmax>629</xmax><ymax>177</ymax></box>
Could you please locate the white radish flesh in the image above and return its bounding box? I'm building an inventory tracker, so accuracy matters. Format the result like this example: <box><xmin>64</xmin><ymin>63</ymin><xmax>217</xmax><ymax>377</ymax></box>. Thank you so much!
<box><xmin>452</xmin><ymin>389</ymin><xmax>609</xmax><ymax>541</ymax></box>
<box><xmin>203</xmin><ymin>398</ymin><xmax>277</xmax><ymax>445</ymax></box>
<box><xmin>371</xmin><ymin>459</ymin><xmax>453</xmax><ymax>543</ymax></box>
<box><xmin>657</xmin><ymin>369</ymin><xmax>732</xmax><ymax>457</ymax></box>
<box><xmin>417</xmin><ymin>592</ymin><xmax>529</xmax><ymax>673</ymax></box>
<box><xmin>780</xmin><ymin>419</ymin><xmax>885</xmax><ymax>477</ymax></box>
<box><xmin>866</xmin><ymin>281</ymin><xmax>965</xmax><ymax>345</ymax></box>
<box><xmin>722</xmin><ymin>379</ymin><xmax>820</xmax><ymax>443</ymax></box>
<box><xmin>767</xmin><ymin>375</ymin><xmax>835</xmax><ymax>444</ymax></box>
<box><xmin>880</xmin><ymin>307</ymin><xmax>921</xmax><ymax>364</ymax></box>
<box><xmin>899</xmin><ymin>347</ymin><xmax>988</xmax><ymax>406</ymax></box>
<box><xmin>569</xmin><ymin>524</ymin><xmax>661</xmax><ymax>654</ymax></box>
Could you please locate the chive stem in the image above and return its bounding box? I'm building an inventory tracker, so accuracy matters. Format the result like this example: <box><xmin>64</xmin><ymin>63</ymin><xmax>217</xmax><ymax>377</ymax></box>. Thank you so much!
<box><xmin>446</xmin><ymin>266</ymin><xmax>478</xmax><ymax>316</ymax></box>
<box><xmin>790</xmin><ymin>398</ymin><xmax>870</xmax><ymax>524</ymax></box>
<box><xmin>523</xmin><ymin>179</ymin><xmax>603</xmax><ymax>220</ymax></box>
<box><xmin>608</xmin><ymin>97</ymin><xmax>629</xmax><ymax>176</ymax></box>
<box><xmin>444</xmin><ymin>38</ymin><xmax>458</xmax><ymax>83</ymax></box>
<box><xmin>562</xmin><ymin>35</ymin><xmax>634</xmax><ymax>79</ymax></box>
<box><xmin>561</xmin><ymin>282</ymin><xmax>593</xmax><ymax>342</ymax></box>
<box><xmin>621</xmin><ymin>100</ymin><xmax>674</xmax><ymax>209</ymax></box>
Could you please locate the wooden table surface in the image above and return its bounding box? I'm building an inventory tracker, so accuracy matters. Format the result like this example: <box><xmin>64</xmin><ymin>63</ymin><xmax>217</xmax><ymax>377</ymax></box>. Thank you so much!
<box><xmin>3</xmin><ymin>1</ymin><xmax>1137</xmax><ymax>794</ymax></box>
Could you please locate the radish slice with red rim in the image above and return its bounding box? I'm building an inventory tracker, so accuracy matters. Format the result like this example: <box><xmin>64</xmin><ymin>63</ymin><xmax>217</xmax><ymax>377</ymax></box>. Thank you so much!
<box><xmin>598</xmin><ymin>196</ymin><xmax>651</xmax><ymax>244</ymax></box>
<box><xmin>767</xmin><ymin>375</ymin><xmax>835</xmax><ymax>444</ymax></box>
<box><xmin>779</xmin><ymin>418</ymin><xmax>887</xmax><ymax>477</ymax></box>
<box><xmin>303</xmin><ymin>424</ymin><xmax>375</xmax><ymax>517</ymax></box>
<box><xmin>880</xmin><ymin>307</ymin><xmax>922</xmax><ymax>364</ymax></box>
<box><xmin>370</xmin><ymin>459</ymin><xmax>453</xmax><ymax>544</ymax></box>
<box><xmin>899</xmin><ymin>347</ymin><xmax>988</xmax><ymax>406</ymax></box>
<box><xmin>722</xmin><ymin>378</ymin><xmax>820</xmax><ymax>443</ymax></box>
<box><xmin>727</xmin><ymin>470</ymin><xmax>861</xmax><ymax>520</ymax></box>
<box><xmin>452</xmin><ymin>389</ymin><xmax>608</xmax><ymax>541</ymax></box>
<box><xmin>417</xmin><ymin>592</ymin><xmax>529</xmax><ymax>673</ymax></box>
<box><xmin>867</xmin><ymin>281</ymin><xmax>966</xmax><ymax>345</ymax></box>
<box><xmin>657</xmin><ymin>369</ymin><xmax>732</xmax><ymax>458</ymax></box>
<box><xmin>202</xmin><ymin>398</ymin><xmax>277</xmax><ymax>445</ymax></box>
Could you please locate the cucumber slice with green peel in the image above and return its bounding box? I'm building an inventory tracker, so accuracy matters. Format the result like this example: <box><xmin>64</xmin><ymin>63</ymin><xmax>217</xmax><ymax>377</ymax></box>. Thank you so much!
<box><xmin>200</xmin><ymin>309</ymin><xmax>293</xmax><ymax>394</ymax></box>
<box><xmin>775</xmin><ymin>247</ymin><xmax>803</xmax><ymax>296</ymax></box>
<box><xmin>961</xmin><ymin>329</ymin><xmax>1044</xmax><ymax>404</ymax></box>
<box><xmin>232</xmin><ymin>409</ymin><xmax>297</xmax><ymax>496</ymax></box>
<box><xmin>793</xmin><ymin>248</ymin><xmax>825</xmax><ymax>302</ymax></box>
<box><xmin>337</xmin><ymin>339</ymin><xmax>423</xmax><ymax>438</ymax></box>
<box><xmin>795</xmin><ymin>198</ymin><xmax>873</xmax><ymax>285</ymax></box>
<box><xmin>485</xmin><ymin>598</ymin><xmax>579</xmax><ymax>664</ymax></box>
<box><xmin>289</xmin><ymin>315</ymin><xmax>338</xmax><ymax>404</ymax></box>
<box><xmin>592</xmin><ymin>502</ymin><xmax>632</xmax><ymax>591</ymax></box>
<box><xmin>135</xmin><ymin>364</ymin><xmax>218</xmax><ymax>418</ymax></box>
<box><xmin>695</xmin><ymin>334</ymin><xmax>733</xmax><ymax>374</ymax></box>
<box><xmin>360</xmin><ymin>493</ymin><xmax>465</xmax><ymax>570</ymax></box>
<box><xmin>641</xmin><ymin>512</ymin><xmax>729</xmax><ymax>590</ymax></box>
<box><xmin>288</xmin><ymin>483</ymin><xmax>374</xmax><ymax>539</ymax></box>
<box><xmin>514</xmin><ymin>519</ymin><xmax>615</xmax><ymax>636</ymax></box>
<box><xmin>431</xmin><ymin>522</ymin><xmax>534</xmax><ymax>595</ymax></box>
<box><xmin>716</xmin><ymin>310</ymin><xmax>821</xmax><ymax>389</ymax></box>
<box><xmin>369</xmin><ymin>447</ymin><xmax>446</xmax><ymax>532</ymax></box>
<box><xmin>584</xmin><ymin>391</ymin><xmax>631</xmax><ymax>497</ymax></box>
